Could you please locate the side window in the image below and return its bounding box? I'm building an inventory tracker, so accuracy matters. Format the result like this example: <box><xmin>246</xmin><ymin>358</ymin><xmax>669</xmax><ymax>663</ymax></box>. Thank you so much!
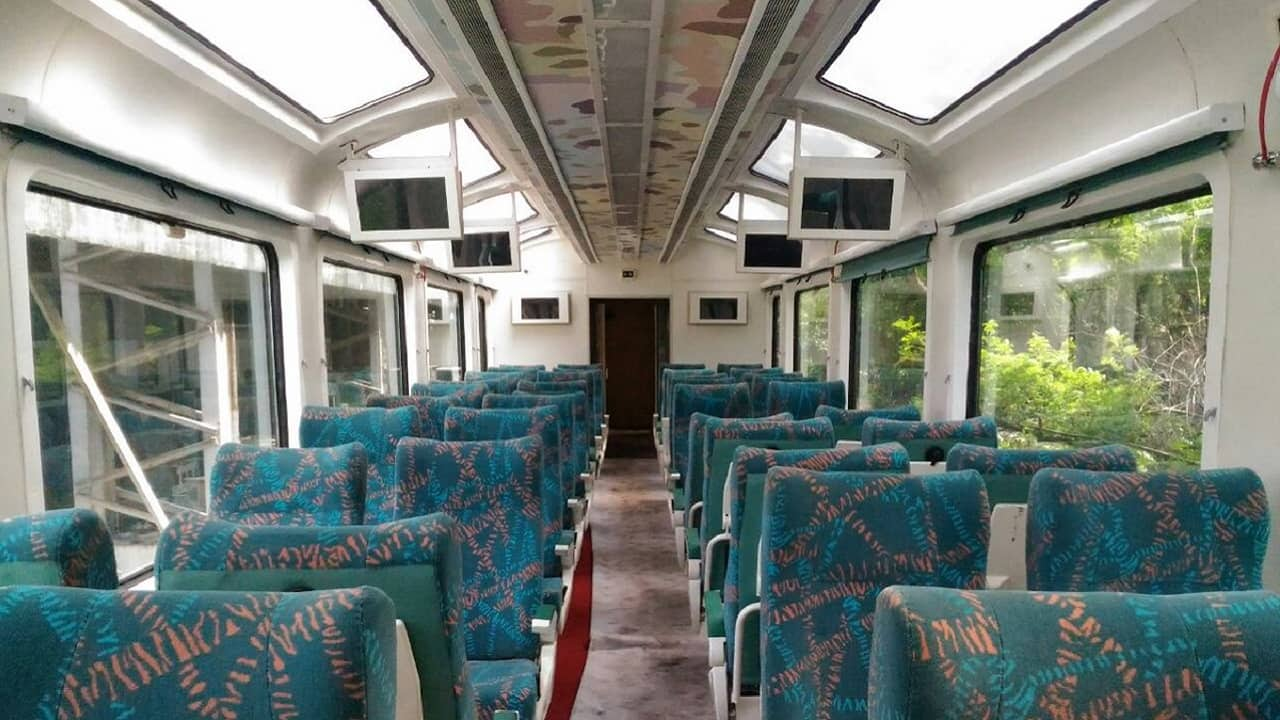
<box><xmin>425</xmin><ymin>285</ymin><xmax>465</xmax><ymax>381</ymax></box>
<box><xmin>793</xmin><ymin>285</ymin><xmax>830</xmax><ymax>380</ymax></box>
<box><xmin>322</xmin><ymin>261</ymin><xmax>405</xmax><ymax>405</ymax></box>
<box><xmin>974</xmin><ymin>192</ymin><xmax>1213</xmax><ymax>468</ymax></box>
<box><xmin>850</xmin><ymin>266</ymin><xmax>927</xmax><ymax>409</ymax></box>
<box><xmin>25</xmin><ymin>188</ymin><xmax>281</xmax><ymax>574</ymax></box>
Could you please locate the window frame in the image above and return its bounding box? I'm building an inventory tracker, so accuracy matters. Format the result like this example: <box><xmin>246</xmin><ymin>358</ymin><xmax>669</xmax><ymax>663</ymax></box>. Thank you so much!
<box><xmin>771</xmin><ymin>293</ymin><xmax>782</xmax><ymax>368</ymax></box>
<box><xmin>964</xmin><ymin>184</ymin><xmax>1213</xmax><ymax>418</ymax></box>
<box><xmin>816</xmin><ymin>0</ymin><xmax>1112</xmax><ymax>126</ymax></box>
<box><xmin>136</xmin><ymin>0</ymin><xmax>433</xmax><ymax>125</ymax></box>
<box><xmin>426</xmin><ymin>284</ymin><xmax>467</xmax><ymax>379</ymax></box>
<box><xmin>321</xmin><ymin>257</ymin><xmax>410</xmax><ymax>398</ymax></box>
<box><xmin>27</xmin><ymin>182</ymin><xmax>291</xmax><ymax>444</ymax></box>
<box><xmin>846</xmin><ymin>263</ymin><xmax>928</xmax><ymax>410</ymax></box>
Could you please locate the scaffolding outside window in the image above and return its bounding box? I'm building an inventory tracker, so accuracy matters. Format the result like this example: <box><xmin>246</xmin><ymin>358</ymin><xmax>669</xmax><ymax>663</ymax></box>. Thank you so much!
<box><xmin>24</xmin><ymin>189</ymin><xmax>280</xmax><ymax>577</ymax></box>
<box><xmin>322</xmin><ymin>261</ymin><xmax>405</xmax><ymax>406</ymax></box>
<box><xmin>820</xmin><ymin>0</ymin><xmax>1105</xmax><ymax>123</ymax></box>
<box><xmin>752</xmin><ymin>119</ymin><xmax>879</xmax><ymax>185</ymax></box>
<box><xmin>142</xmin><ymin>0</ymin><xmax>431</xmax><ymax>122</ymax></box>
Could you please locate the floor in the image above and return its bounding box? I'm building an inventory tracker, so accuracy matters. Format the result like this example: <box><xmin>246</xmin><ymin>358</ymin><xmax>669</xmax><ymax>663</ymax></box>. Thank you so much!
<box><xmin>569</xmin><ymin>443</ymin><xmax>713</xmax><ymax>719</ymax></box>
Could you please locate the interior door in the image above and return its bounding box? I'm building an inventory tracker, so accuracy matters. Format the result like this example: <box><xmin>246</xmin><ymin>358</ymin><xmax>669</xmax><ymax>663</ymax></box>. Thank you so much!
<box><xmin>590</xmin><ymin>298</ymin><xmax>666</xmax><ymax>431</ymax></box>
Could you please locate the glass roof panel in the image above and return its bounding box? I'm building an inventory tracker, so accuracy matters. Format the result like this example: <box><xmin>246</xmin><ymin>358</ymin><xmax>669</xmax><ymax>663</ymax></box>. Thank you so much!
<box><xmin>522</xmin><ymin>227</ymin><xmax>552</xmax><ymax>242</ymax></box>
<box><xmin>752</xmin><ymin>120</ymin><xmax>880</xmax><ymax>184</ymax></box>
<box><xmin>718</xmin><ymin>193</ymin><xmax>789</xmax><ymax>222</ymax></box>
<box><xmin>705</xmin><ymin>227</ymin><xmax>736</xmax><ymax>242</ymax></box>
<box><xmin>463</xmin><ymin>192</ymin><xmax>538</xmax><ymax>223</ymax></box>
<box><xmin>820</xmin><ymin>0</ymin><xmax>1103</xmax><ymax>122</ymax></box>
<box><xmin>370</xmin><ymin>120</ymin><xmax>502</xmax><ymax>186</ymax></box>
<box><xmin>146</xmin><ymin>0</ymin><xmax>431</xmax><ymax>122</ymax></box>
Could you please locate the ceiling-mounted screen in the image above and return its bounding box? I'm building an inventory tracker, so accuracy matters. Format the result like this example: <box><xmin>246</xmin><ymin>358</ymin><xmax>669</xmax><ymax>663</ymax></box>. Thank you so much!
<box><xmin>343</xmin><ymin>157</ymin><xmax>460</xmax><ymax>242</ymax></box>
<box><xmin>789</xmin><ymin>157</ymin><xmax>906</xmax><ymax>241</ymax></box>
<box><xmin>450</xmin><ymin>224</ymin><xmax>521</xmax><ymax>273</ymax></box>
<box><xmin>737</xmin><ymin>221</ymin><xmax>803</xmax><ymax>274</ymax></box>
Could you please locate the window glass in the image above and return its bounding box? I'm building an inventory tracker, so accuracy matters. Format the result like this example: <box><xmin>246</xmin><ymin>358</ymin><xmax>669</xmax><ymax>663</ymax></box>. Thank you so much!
<box><xmin>25</xmin><ymin>189</ymin><xmax>280</xmax><ymax>575</ymax></box>
<box><xmin>821</xmin><ymin>0</ymin><xmax>1104</xmax><ymax>122</ymax></box>
<box><xmin>146</xmin><ymin>0</ymin><xmax>430</xmax><ymax>122</ymax></box>
<box><xmin>705</xmin><ymin>226</ymin><xmax>736</xmax><ymax>243</ymax></box>
<box><xmin>752</xmin><ymin>119</ymin><xmax>880</xmax><ymax>184</ymax></box>
<box><xmin>426</xmin><ymin>286</ymin><xmax>465</xmax><ymax>381</ymax></box>
<box><xmin>976</xmin><ymin>194</ymin><xmax>1213</xmax><ymax>468</ymax></box>
<box><xmin>370</xmin><ymin>120</ymin><xmax>501</xmax><ymax>186</ymax></box>
<box><xmin>852</xmin><ymin>266</ymin><xmax>927</xmax><ymax>409</ymax></box>
<box><xmin>464</xmin><ymin>192</ymin><xmax>537</xmax><ymax>223</ymax></box>
<box><xmin>718</xmin><ymin>192</ymin><xmax>788</xmax><ymax>222</ymax></box>
<box><xmin>322</xmin><ymin>261</ymin><xmax>404</xmax><ymax>405</ymax></box>
<box><xmin>794</xmin><ymin>285</ymin><xmax>830</xmax><ymax>380</ymax></box>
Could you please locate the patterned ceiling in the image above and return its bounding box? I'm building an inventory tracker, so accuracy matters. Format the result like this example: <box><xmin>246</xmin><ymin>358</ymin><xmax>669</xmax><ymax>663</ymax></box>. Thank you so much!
<box><xmin>493</xmin><ymin>0</ymin><xmax>753</xmax><ymax>258</ymax></box>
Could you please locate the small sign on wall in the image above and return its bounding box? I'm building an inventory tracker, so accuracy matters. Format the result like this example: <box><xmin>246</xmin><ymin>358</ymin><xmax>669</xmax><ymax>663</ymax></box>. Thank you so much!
<box><xmin>621</xmin><ymin>268</ymin><xmax>637</xmax><ymax>280</ymax></box>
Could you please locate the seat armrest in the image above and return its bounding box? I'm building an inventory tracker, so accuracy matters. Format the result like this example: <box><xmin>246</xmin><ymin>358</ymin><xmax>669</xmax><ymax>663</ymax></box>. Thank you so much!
<box><xmin>556</xmin><ymin>530</ymin><xmax>576</xmax><ymax>564</ymax></box>
<box><xmin>703</xmin><ymin>533</ymin><xmax>730</xmax><ymax>593</ymax></box>
<box><xmin>731</xmin><ymin>603</ymin><xmax>761</xmax><ymax>703</ymax></box>
<box><xmin>533</xmin><ymin>603</ymin><xmax>559</xmax><ymax>644</ymax></box>
<box><xmin>686</xmin><ymin>501</ymin><xmax>704</xmax><ymax>532</ymax></box>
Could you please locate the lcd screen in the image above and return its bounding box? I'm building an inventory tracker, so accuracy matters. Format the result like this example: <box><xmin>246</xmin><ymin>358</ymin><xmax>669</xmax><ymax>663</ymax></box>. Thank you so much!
<box><xmin>354</xmin><ymin>176</ymin><xmax>450</xmax><ymax>231</ymax></box>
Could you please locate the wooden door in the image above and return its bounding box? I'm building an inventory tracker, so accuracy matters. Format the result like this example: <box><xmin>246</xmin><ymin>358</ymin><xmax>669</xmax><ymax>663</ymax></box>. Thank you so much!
<box><xmin>590</xmin><ymin>298</ymin><xmax>665</xmax><ymax>430</ymax></box>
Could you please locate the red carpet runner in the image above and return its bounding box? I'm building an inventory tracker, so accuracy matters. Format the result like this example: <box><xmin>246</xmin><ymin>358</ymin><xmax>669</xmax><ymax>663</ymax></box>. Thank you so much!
<box><xmin>545</xmin><ymin>529</ymin><xmax>594</xmax><ymax>720</ymax></box>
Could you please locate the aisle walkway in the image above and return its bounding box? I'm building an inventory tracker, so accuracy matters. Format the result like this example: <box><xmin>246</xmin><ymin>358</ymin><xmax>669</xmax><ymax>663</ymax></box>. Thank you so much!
<box><xmin>569</xmin><ymin>447</ymin><xmax>713</xmax><ymax>718</ymax></box>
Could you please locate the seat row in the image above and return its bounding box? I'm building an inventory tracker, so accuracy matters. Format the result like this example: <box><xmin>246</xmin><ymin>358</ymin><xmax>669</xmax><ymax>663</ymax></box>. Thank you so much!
<box><xmin>0</xmin><ymin>363</ymin><xmax>608</xmax><ymax>720</ymax></box>
<box><xmin>653</xmin><ymin>366</ymin><xmax>1273</xmax><ymax>720</ymax></box>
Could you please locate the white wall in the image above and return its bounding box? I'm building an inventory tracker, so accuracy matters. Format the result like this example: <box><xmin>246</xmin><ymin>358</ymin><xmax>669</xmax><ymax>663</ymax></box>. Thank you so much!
<box><xmin>483</xmin><ymin>239</ymin><xmax>769</xmax><ymax>369</ymax></box>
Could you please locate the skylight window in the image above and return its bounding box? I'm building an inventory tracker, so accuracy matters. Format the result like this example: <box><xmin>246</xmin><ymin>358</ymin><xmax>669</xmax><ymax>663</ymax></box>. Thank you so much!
<box><xmin>143</xmin><ymin>0</ymin><xmax>431</xmax><ymax>122</ymax></box>
<box><xmin>370</xmin><ymin>120</ymin><xmax>502</xmax><ymax>186</ymax></box>
<box><xmin>820</xmin><ymin>0</ymin><xmax>1105</xmax><ymax>123</ymax></box>
<box><xmin>463</xmin><ymin>192</ymin><xmax>538</xmax><ymax>224</ymax></box>
<box><xmin>705</xmin><ymin>227</ymin><xmax>736</xmax><ymax>243</ymax></box>
<box><xmin>718</xmin><ymin>193</ymin><xmax>789</xmax><ymax>222</ymax></box>
<box><xmin>752</xmin><ymin>120</ymin><xmax>880</xmax><ymax>185</ymax></box>
<box><xmin>522</xmin><ymin>227</ymin><xmax>552</xmax><ymax>242</ymax></box>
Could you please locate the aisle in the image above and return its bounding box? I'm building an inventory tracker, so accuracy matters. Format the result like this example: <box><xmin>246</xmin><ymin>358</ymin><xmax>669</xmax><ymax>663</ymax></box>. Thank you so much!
<box><xmin>569</xmin><ymin>452</ymin><xmax>714</xmax><ymax>718</ymax></box>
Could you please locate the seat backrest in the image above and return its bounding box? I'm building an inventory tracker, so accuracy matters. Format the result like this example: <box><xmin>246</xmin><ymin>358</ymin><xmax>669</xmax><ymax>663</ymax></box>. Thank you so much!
<box><xmin>718</xmin><ymin>362</ymin><xmax>763</xmax><ymax>374</ymax></box>
<box><xmin>761</xmin><ymin>467</ymin><xmax>989</xmax><ymax>720</ymax></box>
<box><xmin>746</xmin><ymin>372</ymin><xmax>805</xmax><ymax>416</ymax></box>
<box><xmin>300</xmin><ymin>406</ymin><xmax>419</xmax><ymax>525</ymax></box>
<box><xmin>685</xmin><ymin>411</ymin><xmax>792</xmax><ymax>515</ymax></box>
<box><xmin>443</xmin><ymin>406</ymin><xmax>562</xmax><ymax>576</ymax></box>
<box><xmin>538</xmin><ymin>369</ymin><xmax>604</xmax><ymax>427</ymax></box>
<box><xmin>0</xmin><ymin>509</ymin><xmax>117</xmax><ymax>589</ymax></box>
<box><xmin>661</xmin><ymin>368</ymin><xmax>717</xmax><ymax>418</ymax></box>
<box><xmin>515</xmin><ymin>389</ymin><xmax>590</xmax><ymax>493</ymax></box>
<box><xmin>491</xmin><ymin>364</ymin><xmax>546</xmax><ymax>373</ymax></box>
<box><xmin>726</xmin><ymin>443</ymin><xmax>910</xmax><ymax>689</ymax></box>
<box><xmin>765</xmin><ymin>380</ymin><xmax>847</xmax><ymax>420</ymax></box>
<box><xmin>815</xmin><ymin>404</ymin><xmax>921</xmax><ymax>442</ymax></box>
<box><xmin>395</xmin><ymin>437</ymin><xmax>544</xmax><ymax>662</ymax></box>
<box><xmin>411</xmin><ymin>381</ymin><xmax>489</xmax><ymax>408</ymax></box>
<box><xmin>658</xmin><ymin>364</ymin><xmax>707</xmax><ymax>414</ymax></box>
<box><xmin>210</xmin><ymin>442</ymin><xmax>366</xmax><ymax>526</ymax></box>
<box><xmin>483</xmin><ymin>393</ymin><xmax>579</xmax><ymax>508</ymax></box>
<box><xmin>520</xmin><ymin>379</ymin><xmax>596</xmax><ymax>431</ymax></box>
<box><xmin>946</xmin><ymin>444</ymin><xmax>1137</xmax><ymax>505</ymax></box>
<box><xmin>1027</xmin><ymin>467</ymin><xmax>1269</xmax><ymax>593</ymax></box>
<box><xmin>731</xmin><ymin>366</ymin><xmax>784</xmax><ymax>383</ymax></box>
<box><xmin>463</xmin><ymin>371</ymin><xmax>524</xmax><ymax>395</ymax></box>
<box><xmin>0</xmin><ymin>583</ymin><xmax>398</xmax><ymax>720</ymax></box>
<box><xmin>156</xmin><ymin>512</ymin><xmax>470</xmax><ymax>720</ymax></box>
<box><xmin>671</xmin><ymin>383</ymin><xmax>751</xmax><ymax>479</ymax></box>
<box><xmin>870</xmin><ymin>587</ymin><xmax>1280</xmax><ymax>720</ymax></box>
<box><xmin>368</xmin><ymin>394</ymin><xmax>457</xmax><ymax>439</ymax></box>
<box><xmin>861</xmin><ymin>416</ymin><xmax>998</xmax><ymax>463</ymax></box>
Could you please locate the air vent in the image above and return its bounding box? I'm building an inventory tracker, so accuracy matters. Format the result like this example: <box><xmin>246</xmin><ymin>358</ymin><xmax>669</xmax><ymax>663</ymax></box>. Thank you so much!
<box><xmin>600</xmin><ymin>26</ymin><xmax>650</xmax><ymax>122</ymax></box>
<box><xmin>610</xmin><ymin>174</ymin><xmax>642</xmax><ymax>206</ymax></box>
<box><xmin>607</xmin><ymin>125</ymin><xmax>644</xmax><ymax>174</ymax></box>
<box><xmin>595</xmin><ymin>0</ymin><xmax>652</xmax><ymax>21</ymax></box>
<box><xmin>660</xmin><ymin>0</ymin><xmax>805</xmax><ymax>262</ymax></box>
<box><xmin>444</xmin><ymin>0</ymin><xmax>597</xmax><ymax>262</ymax></box>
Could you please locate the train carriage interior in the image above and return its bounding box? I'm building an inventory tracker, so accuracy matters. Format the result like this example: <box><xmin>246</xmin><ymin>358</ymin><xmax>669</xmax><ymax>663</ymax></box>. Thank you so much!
<box><xmin>3</xmin><ymin>0</ymin><xmax>1280</xmax><ymax>717</ymax></box>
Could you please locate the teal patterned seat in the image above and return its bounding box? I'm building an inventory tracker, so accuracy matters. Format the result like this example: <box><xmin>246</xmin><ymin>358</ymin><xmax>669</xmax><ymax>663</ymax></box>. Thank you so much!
<box><xmin>394</xmin><ymin>438</ymin><xmax>545</xmax><ymax>665</ymax></box>
<box><xmin>815</xmin><ymin>404</ymin><xmax>920</xmax><ymax>442</ymax></box>
<box><xmin>764</xmin><ymin>380</ymin><xmax>847</xmax><ymax>420</ymax></box>
<box><xmin>412</xmin><ymin>381</ymin><xmax>489</xmax><ymax>408</ymax></box>
<box><xmin>718</xmin><ymin>363</ymin><xmax>763</xmax><ymax>374</ymax></box>
<box><xmin>725</xmin><ymin>444</ymin><xmax>910</xmax><ymax>691</ymax></box>
<box><xmin>945</xmin><ymin>444</ymin><xmax>1137</xmax><ymax>505</ymax></box>
<box><xmin>1027</xmin><ymin>467</ymin><xmax>1269</xmax><ymax>593</ymax></box>
<box><xmin>861</xmin><ymin>416</ymin><xmax>998</xmax><ymax>463</ymax></box>
<box><xmin>483</xmin><ymin>393</ymin><xmax>581</xmax><ymax>518</ymax></box>
<box><xmin>300</xmin><ymin>405</ymin><xmax>419</xmax><ymax>525</ymax></box>
<box><xmin>514</xmin><ymin>389</ymin><xmax>590</xmax><ymax>496</ymax></box>
<box><xmin>520</xmin><ymin>379</ymin><xmax>598</xmax><ymax>436</ymax></box>
<box><xmin>209</xmin><ymin>442</ymin><xmax>367</xmax><ymax>526</ymax></box>
<box><xmin>464</xmin><ymin>371</ymin><xmax>525</xmax><ymax>395</ymax></box>
<box><xmin>870</xmin><ymin>587</ymin><xmax>1280</xmax><ymax>720</ymax></box>
<box><xmin>539</xmin><ymin>370</ymin><xmax>605</xmax><ymax>429</ymax></box>
<box><xmin>761</xmin><ymin>468</ymin><xmax>990</xmax><ymax>720</ymax></box>
<box><xmin>0</xmin><ymin>584</ymin><xmax>397</xmax><ymax>719</ymax></box>
<box><xmin>657</xmin><ymin>364</ymin><xmax>708</xmax><ymax>417</ymax></box>
<box><xmin>661</xmin><ymin>368</ymin><xmax>719</xmax><ymax>419</ymax></box>
<box><xmin>155</xmin><ymin>512</ymin><xmax>476</xmax><ymax>719</ymax></box>
<box><xmin>746</xmin><ymin>372</ymin><xmax>805</xmax><ymax>417</ymax></box>
<box><xmin>670</xmin><ymin>383</ymin><xmax>751</xmax><ymax>482</ymax></box>
<box><xmin>681</xmin><ymin>411</ymin><xmax>792</xmax><ymax>542</ymax></box>
<box><xmin>442</xmin><ymin>406</ymin><xmax>564</xmax><ymax>580</ymax></box>
<box><xmin>469</xmin><ymin>659</ymin><xmax>539</xmax><ymax>720</ymax></box>
<box><xmin>368</xmin><ymin>394</ymin><xmax>457</xmax><ymax>439</ymax></box>
<box><xmin>490</xmin><ymin>364</ymin><xmax>545</xmax><ymax>373</ymax></box>
<box><xmin>0</xmin><ymin>509</ymin><xmax>117</xmax><ymax>589</ymax></box>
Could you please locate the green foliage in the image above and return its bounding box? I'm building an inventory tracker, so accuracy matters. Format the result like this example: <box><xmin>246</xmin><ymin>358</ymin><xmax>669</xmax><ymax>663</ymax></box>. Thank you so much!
<box><xmin>797</xmin><ymin>287</ymin><xmax>829</xmax><ymax>381</ymax></box>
